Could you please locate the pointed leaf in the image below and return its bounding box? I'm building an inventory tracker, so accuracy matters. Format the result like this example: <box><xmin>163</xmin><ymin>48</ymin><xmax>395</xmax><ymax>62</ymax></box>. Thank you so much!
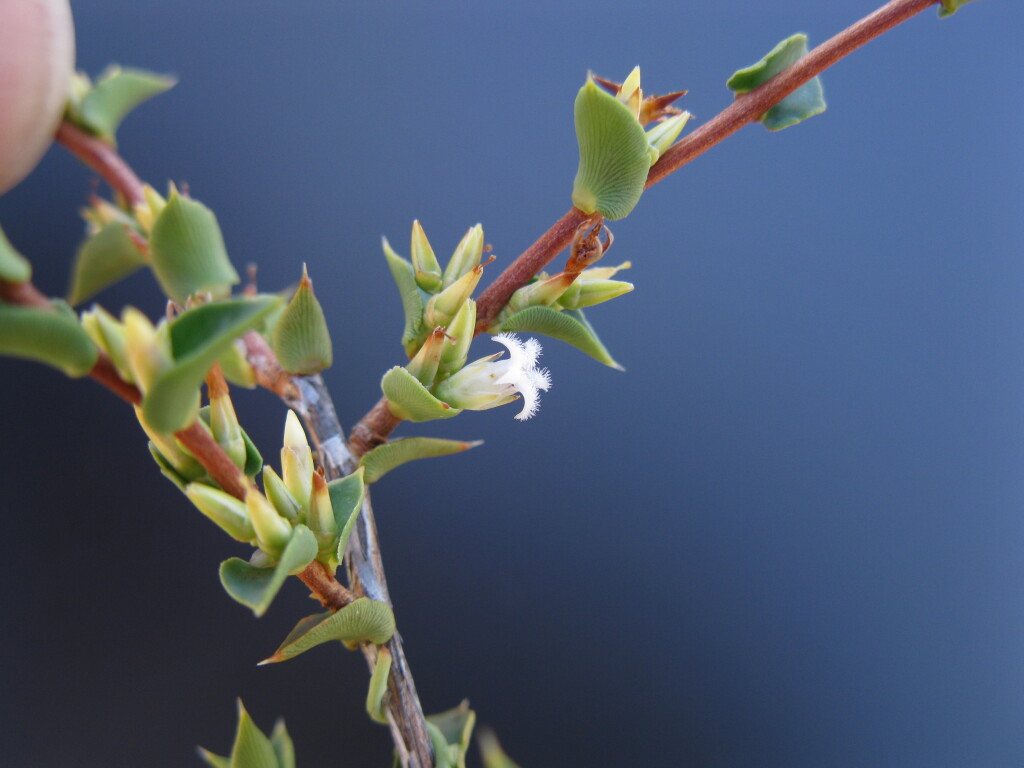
<box><xmin>478</xmin><ymin>730</ymin><xmax>522</xmax><ymax>768</ymax></box>
<box><xmin>272</xmin><ymin>269</ymin><xmax>332</xmax><ymax>374</ymax></box>
<box><xmin>381</xmin><ymin>366</ymin><xmax>462</xmax><ymax>422</ymax></box>
<box><xmin>68</xmin><ymin>222</ymin><xmax>147</xmax><ymax>304</ymax></box>
<box><xmin>149</xmin><ymin>189</ymin><xmax>239</xmax><ymax>303</ymax></box>
<box><xmin>327</xmin><ymin>468</ymin><xmax>365</xmax><ymax>562</ymax></box>
<box><xmin>142</xmin><ymin>296</ymin><xmax>279</xmax><ymax>433</ymax></box>
<box><xmin>260</xmin><ymin>597</ymin><xmax>395</xmax><ymax>663</ymax></box>
<box><xmin>571</xmin><ymin>77</ymin><xmax>651</xmax><ymax>220</ymax></box>
<box><xmin>726</xmin><ymin>34</ymin><xmax>826</xmax><ymax>131</ymax></box>
<box><xmin>366</xmin><ymin>648</ymin><xmax>393</xmax><ymax>723</ymax></box>
<box><xmin>382</xmin><ymin>238</ymin><xmax>427</xmax><ymax>357</ymax></box>
<box><xmin>428</xmin><ymin>703</ymin><xmax>477</xmax><ymax>768</ymax></box>
<box><xmin>270</xmin><ymin>721</ymin><xmax>295</xmax><ymax>768</ymax></box>
<box><xmin>427</xmin><ymin>722</ymin><xmax>457</xmax><ymax>768</ymax></box>
<box><xmin>359</xmin><ymin>437</ymin><xmax>482</xmax><ymax>484</ymax></box>
<box><xmin>498</xmin><ymin>306</ymin><xmax>622</xmax><ymax>369</ymax></box>
<box><xmin>219</xmin><ymin>525</ymin><xmax>317</xmax><ymax>617</ymax></box>
<box><xmin>75</xmin><ymin>66</ymin><xmax>176</xmax><ymax>145</ymax></box>
<box><xmin>0</xmin><ymin>302</ymin><xmax>97</xmax><ymax>376</ymax></box>
<box><xmin>939</xmin><ymin>0</ymin><xmax>981</xmax><ymax>16</ymax></box>
<box><xmin>197</xmin><ymin>748</ymin><xmax>231</xmax><ymax>768</ymax></box>
<box><xmin>0</xmin><ymin>225</ymin><xmax>31</xmax><ymax>283</ymax></box>
<box><xmin>229</xmin><ymin>700</ymin><xmax>279</xmax><ymax>768</ymax></box>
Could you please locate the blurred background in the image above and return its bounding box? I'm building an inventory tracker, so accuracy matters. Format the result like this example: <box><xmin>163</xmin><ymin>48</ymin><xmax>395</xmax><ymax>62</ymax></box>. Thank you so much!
<box><xmin>1</xmin><ymin>1</ymin><xmax>1022</xmax><ymax>766</ymax></box>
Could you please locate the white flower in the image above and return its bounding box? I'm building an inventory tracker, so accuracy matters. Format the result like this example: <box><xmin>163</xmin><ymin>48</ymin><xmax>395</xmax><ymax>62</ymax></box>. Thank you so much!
<box><xmin>434</xmin><ymin>333</ymin><xmax>552</xmax><ymax>420</ymax></box>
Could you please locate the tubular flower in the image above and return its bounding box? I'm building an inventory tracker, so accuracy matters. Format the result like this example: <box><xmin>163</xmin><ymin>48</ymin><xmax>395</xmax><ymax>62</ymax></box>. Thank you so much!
<box><xmin>435</xmin><ymin>333</ymin><xmax>552</xmax><ymax>420</ymax></box>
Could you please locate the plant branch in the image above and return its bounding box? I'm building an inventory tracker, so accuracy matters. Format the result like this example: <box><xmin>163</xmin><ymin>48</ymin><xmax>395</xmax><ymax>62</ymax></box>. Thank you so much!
<box><xmin>56</xmin><ymin>122</ymin><xmax>146</xmax><ymax>207</ymax></box>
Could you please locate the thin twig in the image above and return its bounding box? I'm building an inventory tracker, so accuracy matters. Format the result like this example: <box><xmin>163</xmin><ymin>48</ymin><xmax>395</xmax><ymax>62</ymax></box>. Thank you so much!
<box><xmin>56</xmin><ymin>122</ymin><xmax>145</xmax><ymax>207</ymax></box>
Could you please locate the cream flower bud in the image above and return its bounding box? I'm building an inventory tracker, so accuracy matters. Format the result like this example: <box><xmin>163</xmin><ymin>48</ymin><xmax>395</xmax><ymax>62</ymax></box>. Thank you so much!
<box><xmin>0</xmin><ymin>0</ymin><xmax>75</xmax><ymax>193</ymax></box>
<box><xmin>434</xmin><ymin>333</ymin><xmax>552</xmax><ymax>421</ymax></box>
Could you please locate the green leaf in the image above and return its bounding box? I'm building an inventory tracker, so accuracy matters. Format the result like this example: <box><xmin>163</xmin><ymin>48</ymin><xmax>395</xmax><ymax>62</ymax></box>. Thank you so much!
<box><xmin>382</xmin><ymin>238</ymin><xmax>427</xmax><ymax>357</ymax></box>
<box><xmin>428</xmin><ymin>703</ymin><xmax>477</xmax><ymax>768</ymax></box>
<box><xmin>228</xmin><ymin>700</ymin><xmax>280</xmax><ymax>768</ymax></box>
<box><xmin>0</xmin><ymin>302</ymin><xmax>98</xmax><ymax>376</ymax></box>
<box><xmin>197</xmin><ymin>748</ymin><xmax>231</xmax><ymax>768</ymax></box>
<box><xmin>478</xmin><ymin>730</ymin><xmax>522</xmax><ymax>768</ymax></box>
<box><xmin>939</xmin><ymin>0</ymin><xmax>981</xmax><ymax>16</ymax></box>
<box><xmin>148</xmin><ymin>188</ymin><xmax>239</xmax><ymax>303</ymax></box>
<box><xmin>75</xmin><ymin>66</ymin><xmax>176</xmax><ymax>145</ymax></box>
<box><xmin>327</xmin><ymin>468</ymin><xmax>366</xmax><ymax>563</ymax></box>
<box><xmin>198</xmin><ymin>404</ymin><xmax>263</xmax><ymax>477</ymax></box>
<box><xmin>270</xmin><ymin>721</ymin><xmax>295</xmax><ymax>768</ymax></box>
<box><xmin>259</xmin><ymin>597</ymin><xmax>396</xmax><ymax>664</ymax></box>
<box><xmin>68</xmin><ymin>223</ymin><xmax>147</xmax><ymax>304</ymax></box>
<box><xmin>498</xmin><ymin>306</ymin><xmax>622</xmax><ymax>369</ymax></box>
<box><xmin>381</xmin><ymin>366</ymin><xmax>462</xmax><ymax>422</ymax></box>
<box><xmin>726</xmin><ymin>33</ymin><xmax>826</xmax><ymax>131</ymax></box>
<box><xmin>0</xmin><ymin>225</ymin><xmax>31</xmax><ymax>283</ymax></box>
<box><xmin>571</xmin><ymin>77</ymin><xmax>651</xmax><ymax>220</ymax></box>
<box><xmin>142</xmin><ymin>296</ymin><xmax>279</xmax><ymax>433</ymax></box>
<box><xmin>359</xmin><ymin>437</ymin><xmax>482</xmax><ymax>484</ymax></box>
<box><xmin>219</xmin><ymin>525</ymin><xmax>318</xmax><ymax>617</ymax></box>
<box><xmin>272</xmin><ymin>268</ymin><xmax>332</xmax><ymax>374</ymax></box>
<box><xmin>366</xmin><ymin>648</ymin><xmax>392</xmax><ymax>723</ymax></box>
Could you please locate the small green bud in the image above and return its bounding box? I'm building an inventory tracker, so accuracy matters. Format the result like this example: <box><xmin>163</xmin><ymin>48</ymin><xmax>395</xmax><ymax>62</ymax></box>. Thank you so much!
<box><xmin>309</xmin><ymin>471</ymin><xmax>339</xmax><ymax>558</ymax></box>
<box><xmin>501</xmin><ymin>273</ymin><xmax>575</xmax><ymax>322</ymax></box>
<box><xmin>555</xmin><ymin>278</ymin><xmax>634</xmax><ymax>310</ymax></box>
<box><xmin>646</xmin><ymin>111</ymin><xmax>691</xmax><ymax>163</ymax></box>
<box><xmin>185</xmin><ymin>483</ymin><xmax>255</xmax><ymax>542</ymax></box>
<box><xmin>135</xmin><ymin>406</ymin><xmax>205</xmax><ymax>479</ymax></box>
<box><xmin>81</xmin><ymin>305</ymin><xmax>133</xmax><ymax>383</ymax></box>
<box><xmin>442</xmin><ymin>224</ymin><xmax>484</xmax><ymax>287</ymax></box>
<box><xmin>134</xmin><ymin>183</ymin><xmax>167</xmax><ymax>235</ymax></box>
<box><xmin>122</xmin><ymin>307</ymin><xmax>172</xmax><ymax>394</ymax></box>
<box><xmin>424</xmin><ymin>262</ymin><xmax>484</xmax><ymax>328</ymax></box>
<box><xmin>410</xmin><ymin>220</ymin><xmax>443</xmax><ymax>293</ymax></box>
<box><xmin>405</xmin><ymin>327</ymin><xmax>447</xmax><ymax>386</ymax></box>
<box><xmin>247</xmin><ymin>489</ymin><xmax>294</xmax><ymax>554</ymax></box>
<box><xmin>206</xmin><ymin>367</ymin><xmax>246</xmax><ymax>471</ymax></box>
<box><xmin>281</xmin><ymin>410</ymin><xmax>314</xmax><ymax>510</ymax></box>
<box><xmin>438</xmin><ymin>299</ymin><xmax>476</xmax><ymax>376</ymax></box>
<box><xmin>263</xmin><ymin>465</ymin><xmax>301</xmax><ymax>524</ymax></box>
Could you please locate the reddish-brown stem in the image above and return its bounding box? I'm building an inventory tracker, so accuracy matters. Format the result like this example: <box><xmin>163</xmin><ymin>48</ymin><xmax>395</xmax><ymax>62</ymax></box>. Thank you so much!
<box><xmin>56</xmin><ymin>122</ymin><xmax>146</xmax><ymax>207</ymax></box>
<box><xmin>647</xmin><ymin>0</ymin><xmax>938</xmax><ymax>187</ymax></box>
<box><xmin>298</xmin><ymin>559</ymin><xmax>357</xmax><ymax>609</ymax></box>
<box><xmin>348</xmin><ymin>397</ymin><xmax>403</xmax><ymax>459</ymax></box>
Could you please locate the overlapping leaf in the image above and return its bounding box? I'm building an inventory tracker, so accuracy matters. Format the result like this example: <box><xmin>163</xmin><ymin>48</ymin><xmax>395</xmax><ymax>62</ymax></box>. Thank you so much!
<box><xmin>219</xmin><ymin>525</ymin><xmax>317</xmax><ymax>617</ymax></box>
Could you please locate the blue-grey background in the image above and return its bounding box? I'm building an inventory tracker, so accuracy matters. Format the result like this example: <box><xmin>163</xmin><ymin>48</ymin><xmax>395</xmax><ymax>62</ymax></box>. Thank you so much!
<box><xmin>1</xmin><ymin>1</ymin><xmax>1021</xmax><ymax>766</ymax></box>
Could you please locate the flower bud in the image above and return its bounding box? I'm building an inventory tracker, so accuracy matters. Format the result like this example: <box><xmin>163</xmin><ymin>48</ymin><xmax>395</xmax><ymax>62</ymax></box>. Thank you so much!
<box><xmin>263</xmin><ymin>465</ymin><xmax>301</xmax><ymax>524</ymax></box>
<box><xmin>206</xmin><ymin>366</ymin><xmax>246</xmax><ymax>471</ymax></box>
<box><xmin>438</xmin><ymin>299</ymin><xmax>476</xmax><ymax>377</ymax></box>
<box><xmin>555</xmin><ymin>278</ymin><xmax>634</xmax><ymax>310</ymax></box>
<box><xmin>405</xmin><ymin>327</ymin><xmax>446</xmax><ymax>386</ymax></box>
<box><xmin>281</xmin><ymin>410</ymin><xmax>313</xmax><ymax>510</ymax></box>
<box><xmin>135</xmin><ymin>406</ymin><xmax>204</xmax><ymax>480</ymax></box>
<box><xmin>645</xmin><ymin>111</ymin><xmax>691</xmax><ymax>163</ymax></box>
<box><xmin>309</xmin><ymin>471</ymin><xmax>338</xmax><ymax>556</ymax></box>
<box><xmin>442</xmin><ymin>224</ymin><xmax>484</xmax><ymax>287</ymax></box>
<box><xmin>81</xmin><ymin>305</ymin><xmax>133</xmax><ymax>383</ymax></box>
<box><xmin>424</xmin><ymin>261</ymin><xmax>484</xmax><ymax>328</ymax></box>
<box><xmin>185</xmin><ymin>483</ymin><xmax>255</xmax><ymax>542</ymax></box>
<box><xmin>133</xmin><ymin>184</ymin><xmax>168</xmax><ymax>234</ymax></box>
<box><xmin>246</xmin><ymin>489</ymin><xmax>293</xmax><ymax>554</ymax></box>
<box><xmin>410</xmin><ymin>220</ymin><xmax>443</xmax><ymax>293</ymax></box>
<box><xmin>122</xmin><ymin>307</ymin><xmax>172</xmax><ymax>394</ymax></box>
<box><xmin>0</xmin><ymin>0</ymin><xmax>75</xmax><ymax>193</ymax></box>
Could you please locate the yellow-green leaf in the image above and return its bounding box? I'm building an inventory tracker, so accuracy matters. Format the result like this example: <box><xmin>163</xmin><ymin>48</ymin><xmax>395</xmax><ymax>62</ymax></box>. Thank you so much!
<box><xmin>272</xmin><ymin>268</ymin><xmax>332</xmax><ymax>374</ymax></box>
<box><xmin>0</xmin><ymin>302</ymin><xmax>97</xmax><ymax>376</ymax></box>
<box><xmin>428</xmin><ymin>703</ymin><xmax>477</xmax><ymax>768</ymax></box>
<box><xmin>380</xmin><ymin>366</ymin><xmax>462</xmax><ymax>422</ymax></box>
<box><xmin>359</xmin><ymin>437</ymin><xmax>482</xmax><ymax>483</ymax></box>
<box><xmin>260</xmin><ymin>597</ymin><xmax>396</xmax><ymax>664</ymax></box>
<box><xmin>68</xmin><ymin>223</ymin><xmax>147</xmax><ymax>305</ymax></box>
<box><xmin>73</xmin><ymin>66</ymin><xmax>176</xmax><ymax>146</ymax></box>
<box><xmin>366</xmin><ymin>648</ymin><xmax>392</xmax><ymax>723</ymax></box>
<box><xmin>0</xmin><ymin>225</ymin><xmax>31</xmax><ymax>283</ymax></box>
<box><xmin>382</xmin><ymin>237</ymin><xmax>427</xmax><ymax>357</ymax></box>
<box><xmin>142</xmin><ymin>296</ymin><xmax>279</xmax><ymax>433</ymax></box>
<box><xmin>726</xmin><ymin>33</ymin><xmax>826</xmax><ymax>131</ymax></box>
<box><xmin>228</xmin><ymin>700</ymin><xmax>279</xmax><ymax>768</ymax></box>
<box><xmin>571</xmin><ymin>77</ymin><xmax>651</xmax><ymax>220</ymax></box>
<box><xmin>327</xmin><ymin>468</ymin><xmax>365</xmax><ymax>563</ymax></box>
<box><xmin>499</xmin><ymin>306</ymin><xmax>622</xmax><ymax>369</ymax></box>
<box><xmin>149</xmin><ymin>188</ymin><xmax>239</xmax><ymax>303</ymax></box>
<box><xmin>939</xmin><ymin>0</ymin><xmax>981</xmax><ymax>17</ymax></box>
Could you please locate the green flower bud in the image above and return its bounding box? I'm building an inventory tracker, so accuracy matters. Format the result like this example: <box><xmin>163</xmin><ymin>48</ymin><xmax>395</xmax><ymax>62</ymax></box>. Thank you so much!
<box><xmin>133</xmin><ymin>184</ymin><xmax>168</xmax><ymax>235</ymax></box>
<box><xmin>410</xmin><ymin>220</ymin><xmax>443</xmax><ymax>293</ymax></box>
<box><xmin>135</xmin><ymin>406</ymin><xmax>205</xmax><ymax>480</ymax></box>
<box><xmin>263</xmin><ymin>465</ymin><xmax>301</xmax><ymax>524</ymax></box>
<box><xmin>438</xmin><ymin>299</ymin><xmax>476</xmax><ymax>377</ymax></box>
<box><xmin>442</xmin><ymin>224</ymin><xmax>484</xmax><ymax>288</ymax></box>
<box><xmin>499</xmin><ymin>273</ymin><xmax>575</xmax><ymax>324</ymax></box>
<box><xmin>309</xmin><ymin>471</ymin><xmax>338</xmax><ymax>558</ymax></box>
<box><xmin>185</xmin><ymin>483</ymin><xmax>255</xmax><ymax>542</ymax></box>
<box><xmin>81</xmin><ymin>305</ymin><xmax>133</xmax><ymax>383</ymax></box>
<box><xmin>246</xmin><ymin>490</ymin><xmax>293</xmax><ymax>554</ymax></box>
<box><xmin>646</xmin><ymin>111</ymin><xmax>691</xmax><ymax>163</ymax></box>
<box><xmin>281</xmin><ymin>410</ymin><xmax>313</xmax><ymax>510</ymax></box>
<box><xmin>555</xmin><ymin>278</ymin><xmax>634</xmax><ymax>310</ymax></box>
<box><xmin>405</xmin><ymin>327</ymin><xmax>447</xmax><ymax>386</ymax></box>
<box><xmin>206</xmin><ymin>367</ymin><xmax>246</xmax><ymax>471</ymax></box>
<box><xmin>424</xmin><ymin>261</ymin><xmax>484</xmax><ymax>328</ymax></box>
